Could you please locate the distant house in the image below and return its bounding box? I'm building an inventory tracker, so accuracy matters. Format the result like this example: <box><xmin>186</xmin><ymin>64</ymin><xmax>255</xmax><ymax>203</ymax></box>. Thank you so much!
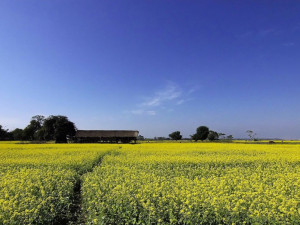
<box><xmin>75</xmin><ymin>130</ymin><xmax>139</xmax><ymax>143</ymax></box>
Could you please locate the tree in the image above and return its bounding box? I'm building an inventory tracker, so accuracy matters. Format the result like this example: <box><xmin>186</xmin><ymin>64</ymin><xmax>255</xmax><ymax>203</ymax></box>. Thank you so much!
<box><xmin>34</xmin><ymin>128</ymin><xmax>46</xmax><ymax>141</ymax></box>
<box><xmin>32</xmin><ymin>115</ymin><xmax>45</xmax><ymax>126</ymax></box>
<box><xmin>192</xmin><ymin>126</ymin><xmax>209</xmax><ymax>141</ymax></box>
<box><xmin>246</xmin><ymin>130</ymin><xmax>256</xmax><ymax>141</ymax></box>
<box><xmin>11</xmin><ymin>128</ymin><xmax>24</xmax><ymax>140</ymax></box>
<box><xmin>23</xmin><ymin>115</ymin><xmax>45</xmax><ymax>140</ymax></box>
<box><xmin>169</xmin><ymin>131</ymin><xmax>182</xmax><ymax>141</ymax></box>
<box><xmin>0</xmin><ymin>125</ymin><xmax>9</xmax><ymax>140</ymax></box>
<box><xmin>226</xmin><ymin>135</ymin><xmax>233</xmax><ymax>140</ymax></box>
<box><xmin>208</xmin><ymin>131</ymin><xmax>219</xmax><ymax>141</ymax></box>
<box><xmin>157</xmin><ymin>137</ymin><xmax>168</xmax><ymax>140</ymax></box>
<box><xmin>42</xmin><ymin>116</ymin><xmax>57</xmax><ymax>140</ymax></box>
<box><xmin>43</xmin><ymin>115</ymin><xmax>76</xmax><ymax>143</ymax></box>
<box><xmin>218</xmin><ymin>133</ymin><xmax>226</xmax><ymax>139</ymax></box>
<box><xmin>137</xmin><ymin>135</ymin><xmax>145</xmax><ymax>140</ymax></box>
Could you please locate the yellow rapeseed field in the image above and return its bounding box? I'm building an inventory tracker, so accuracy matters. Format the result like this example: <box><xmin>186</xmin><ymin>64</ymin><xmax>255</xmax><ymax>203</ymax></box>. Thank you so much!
<box><xmin>0</xmin><ymin>142</ymin><xmax>299</xmax><ymax>224</ymax></box>
<box><xmin>82</xmin><ymin>143</ymin><xmax>300</xmax><ymax>224</ymax></box>
<box><xmin>0</xmin><ymin>142</ymin><xmax>113</xmax><ymax>224</ymax></box>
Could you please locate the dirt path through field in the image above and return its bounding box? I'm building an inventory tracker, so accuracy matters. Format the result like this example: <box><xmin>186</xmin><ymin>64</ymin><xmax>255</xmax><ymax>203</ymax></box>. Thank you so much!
<box><xmin>66</xmin><ymin>148</ymin><xmax>119</xmax><ymax>225</ymax></box>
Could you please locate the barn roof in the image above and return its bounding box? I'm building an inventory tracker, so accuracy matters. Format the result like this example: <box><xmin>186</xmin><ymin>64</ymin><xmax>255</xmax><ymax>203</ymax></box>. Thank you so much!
<box><xmin>75</xmin><ymin>130</ymin><xmax>139</xmax><ymax>138</ymax></box>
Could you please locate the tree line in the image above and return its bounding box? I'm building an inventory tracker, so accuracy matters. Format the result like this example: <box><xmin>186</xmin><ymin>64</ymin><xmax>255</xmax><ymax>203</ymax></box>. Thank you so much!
<box><xmin>0</xmin><ymin>115</ymin><xmax>76</xmax><ymax>143</ymax></box>
<box><xmin>168</xmin><ymin>126</ymin><xmax>233</xmax><ymax>141</ymax></box>
<box><xmin>1</xmin><ymin>117</ymin><xmax>235</xmax><ymax>143</ymax></box>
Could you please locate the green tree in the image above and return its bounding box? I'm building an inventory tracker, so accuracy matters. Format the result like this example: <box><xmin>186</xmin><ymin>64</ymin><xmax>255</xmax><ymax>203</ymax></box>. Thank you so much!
<box><xmin>192</xmin><ymin>126</ymin><xmax>209</xmax><ymax>141</ymax></box>
<box><xmin>208</xmin><ymin>131</ymin><xmax>219</xmax><ymax>141</ymax></box>
<box><xmin>137</xmin><ymin>135</ymin><xmax>145</xmax><ymax>140</ymax></box>
<box><xmin>218</xmin><ymin>133</ymin><xmax>226</xmax><ymax>139</ymax></box>
<box><xmin>11</xmin><ymin>128</ymin><xmax>24</xmax><ymax>140</ymax></box>
<box><xmin>23</xmin><ymin>115</ymin><xmax>45</xmax><ymax>140</ymax></box>
<box><xmin>227</xmin><ymin>135</ymin><xmax>233</xmax><ymax>140</ymax></box>
<box><xmin>34</xmin><ymin>128</ymin><xmax>46</xmax><ymax>141</ymax></box>
<box><xmin>0</xmin><ymin>125</ymin><xmax>9</xmax><ymax>140</ymax></box>
<box><xmin>43</xmin><ymin>115</ymin><xmax>76</xmax><ymax>143</ymax></box>
<box><xmin>169</xmin><ymin>131</ymin><xmax>182</xmax><ymax>141</ymax></box>
<box><xmin>42</xmin><ymin>117</ymin><xmax>57</xmax><ymax>140</ymax></box>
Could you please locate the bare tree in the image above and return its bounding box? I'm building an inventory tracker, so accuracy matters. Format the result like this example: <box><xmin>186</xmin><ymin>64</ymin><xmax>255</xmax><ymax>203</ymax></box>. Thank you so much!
<box><xmin>246</xmin><ymin>130</ymin><xmax>256</xmax><ymax>141</ymax></box>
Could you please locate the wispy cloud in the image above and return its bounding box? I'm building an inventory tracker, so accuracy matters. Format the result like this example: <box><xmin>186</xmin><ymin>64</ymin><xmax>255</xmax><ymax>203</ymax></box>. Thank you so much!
<box><xmin>127</xmin><ymin>82</ymin><xmax>199</xmax><ymax>116</ymax></box>
<box><xmin>176</xmin><ymin>99</ymin><xmax>185</xmax><ymax>105</ymax></box>
<box><xmin>187</xmin><ymin>85</ymin><xmax>200</xmax><ymax>95</ymax></box>
<box><xmin>141</xmin><ymin>83</ymin><xmax>181</xmax><ymax>107</ymax></box>
<box><xmin>176</xmin><ymin>97</ymin><xmax>194</xmax><ymax>105</ymax></box>
<box><xmin>131</xmin><ymin>110</ymin><xmax>156</xmax><ymax>116</ymax></box>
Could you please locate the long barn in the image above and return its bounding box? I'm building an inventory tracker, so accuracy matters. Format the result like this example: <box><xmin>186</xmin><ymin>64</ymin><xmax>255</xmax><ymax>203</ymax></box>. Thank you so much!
<box><xmin>75</xmin><ymin>130</ymin><xmax>139</xmax><ymax>143</ymax></box>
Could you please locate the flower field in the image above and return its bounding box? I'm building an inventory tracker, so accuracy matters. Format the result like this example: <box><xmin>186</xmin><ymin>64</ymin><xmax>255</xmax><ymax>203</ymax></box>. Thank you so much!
<box><xmin>0</xmin><ymin>142</ymin><xmax>299</xmax><ymax>224</ymax></box>
<box><xmin>82</xmin><ymin>143</ymin><xmax>300</xmax><ymax>224</ymax></box>
<box><xmin>0</xmin><ymin>143</ymin><xmax>113</xmax><ymax>224</ymax></box>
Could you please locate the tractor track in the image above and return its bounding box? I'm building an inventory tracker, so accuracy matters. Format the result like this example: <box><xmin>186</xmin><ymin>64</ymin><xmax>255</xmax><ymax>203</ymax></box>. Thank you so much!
<box><xmin>55</xmin><ymin>148</ymin><xmax>118</xmax><ymax>225</ymax></box>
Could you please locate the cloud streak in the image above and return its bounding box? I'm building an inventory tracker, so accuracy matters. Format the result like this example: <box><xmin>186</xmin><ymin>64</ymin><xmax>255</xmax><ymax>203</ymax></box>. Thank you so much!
<box><xmin>131</xmin><ymin>110</ymin><xmax>156</xmax><ymax>116</ymax></box>
<box><xmin>141</xmin><ymin>83</ymin><xmax>182</xmax><ymax>107</ymax></box>
<box><xmin>127</xmin><ymin>82</ymin><xmax>199</xmax><ymax>116</ymax></box>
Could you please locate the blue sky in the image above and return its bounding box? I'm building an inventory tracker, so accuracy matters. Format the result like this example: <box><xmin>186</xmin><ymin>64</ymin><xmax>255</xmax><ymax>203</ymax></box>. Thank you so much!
<box><xmin>1</xmin><ymin>1</ymin><xmax>300</xmax><ymax>139</ymax></box>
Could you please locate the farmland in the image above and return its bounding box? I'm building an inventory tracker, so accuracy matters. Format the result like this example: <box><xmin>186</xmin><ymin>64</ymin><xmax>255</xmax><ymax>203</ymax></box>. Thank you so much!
<box><xmin>0</xmin><ymin>142</ymin><xmax>299</xmax><ymax>224</ymax></box>
<box><xmin>0</xmin><ymin>143</ymin><xmax>113</xmax><ymax>224</ymax></box>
